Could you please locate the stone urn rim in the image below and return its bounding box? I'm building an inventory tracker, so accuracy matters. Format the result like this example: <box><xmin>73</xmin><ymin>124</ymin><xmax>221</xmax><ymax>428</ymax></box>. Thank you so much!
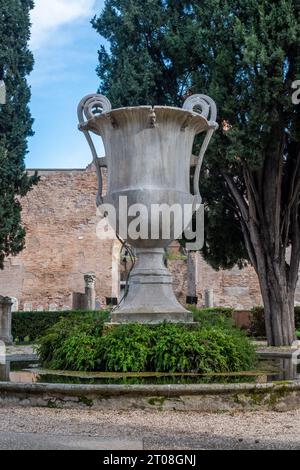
<box><xmin>77</xmin><ymin>93</ymin><xmax>219</xmax><ymax>206</ymax></box>
<box><xmin>79</xmin><ymin>104</ymin><xmax>217</xmax><ymax>137</ymax></box>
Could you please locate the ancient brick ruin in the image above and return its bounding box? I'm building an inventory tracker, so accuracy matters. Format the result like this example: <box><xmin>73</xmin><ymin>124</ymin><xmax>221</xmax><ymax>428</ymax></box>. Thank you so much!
<box><xmin>0</xmin><ymin>164</ymin><xmax>299</xmax><ymax>312</ymax></box>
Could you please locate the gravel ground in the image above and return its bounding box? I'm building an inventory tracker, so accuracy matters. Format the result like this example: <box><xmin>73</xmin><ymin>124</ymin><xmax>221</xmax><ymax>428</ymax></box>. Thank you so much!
<box><xmin>2</xmin><ymin>344</ymin><xmax>300</xmax><ymax>449</ymax></box>
<box><xmin>0</xmin><ymin>406</ymin><xmax>299</xmax><ymax>450</ymax></box>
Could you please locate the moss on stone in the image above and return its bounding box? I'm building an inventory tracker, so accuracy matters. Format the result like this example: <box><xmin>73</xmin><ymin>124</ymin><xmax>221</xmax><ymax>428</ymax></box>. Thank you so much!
<box><xmin>233</xmin><ymin>385</ymin><xmax>292</xmax><ymax>409</ymax></box>
<box><xmin>148</xmin><ymin>396</ymin><xmax>166</xmax><ymax>407</ymax></box>
<box><xmin>78</xmin><ymin>396</ymin><xmax>93</xmax><ymax>407</ymax></box>
<box><xmin>46</xmin><ymin>399</ymin><xmax>60</xmax><ymax>409</ymax></box>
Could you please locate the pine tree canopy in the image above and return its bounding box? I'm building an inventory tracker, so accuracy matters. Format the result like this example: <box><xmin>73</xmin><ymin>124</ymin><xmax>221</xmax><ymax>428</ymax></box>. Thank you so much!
<box><xmin>92</xmin><ymin>0</ymin><xmax>300</xmax><ymax>270</ymax></box>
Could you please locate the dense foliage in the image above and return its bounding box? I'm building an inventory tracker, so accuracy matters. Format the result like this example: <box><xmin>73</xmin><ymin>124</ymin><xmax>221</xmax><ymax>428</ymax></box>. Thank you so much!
<box><xmin>35</xmin><ymin>312</ymin><xmax>110</xmax><ymax>370</ymax></box>
<box><xmin>188</xmin><ymin>306</ymin><xmax>234</xmax><ymax>322</ymax></box>
<box><xmin>12</xmin><ymin>310</ymin><xmax>110</xmax><ymax>343</ymax></box>
<box><xmin>249</xmin><ymin>306</ymin><xmax>300</xmax><ymax>338</ymax></box>
<box><xmin>36</xmin><ymin>313</ymin><xmax>256</xmax><ymax>373</ymax></box>
<box><xmin>98</xmin><ymin>323</ymin><xmax>256</xmax><ymax>373</ymax></box>
<box><xmin>0</xmin><ymin>0</ymin><xmax>38</xmax><ymax>268</ymax></box>
<box><xmin>92</xmin><ymin>0</ymin><xmax>300</xmax><ymax>345</ymax></box>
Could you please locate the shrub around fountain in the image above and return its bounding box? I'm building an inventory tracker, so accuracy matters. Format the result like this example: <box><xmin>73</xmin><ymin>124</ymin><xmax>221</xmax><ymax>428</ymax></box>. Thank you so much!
<box><xmin>98</xmin><ymin>323</ymin><xmax>256</xmax><ymax>373</ymax></box>
<box><xmin>36</xmin><ymin>315</ymin><xmax>256</xmax><ymax>373</ymax></box>
<box><xmin>36</xmin><ymin>312</ymin><xmax>108</xmax><ymax>371</ymax></box>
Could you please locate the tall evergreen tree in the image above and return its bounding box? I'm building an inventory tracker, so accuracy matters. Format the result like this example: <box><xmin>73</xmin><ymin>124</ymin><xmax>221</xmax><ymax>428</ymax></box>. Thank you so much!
<box><xmin>0</xmin><ymin>0</ymin><xmax>37</xmax><ymax>270</ymax></box>
<box><xmin>93</xmin><ymin>0</ymin><xmax>300</xmax><ymax>345</ymax></box>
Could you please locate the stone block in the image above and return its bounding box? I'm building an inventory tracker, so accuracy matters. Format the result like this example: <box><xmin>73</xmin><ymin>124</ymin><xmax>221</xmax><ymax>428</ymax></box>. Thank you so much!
<box><xmin>0</xmin><ymin>296</ymin><xmax>13</xmax><ymax>345</ymax></box>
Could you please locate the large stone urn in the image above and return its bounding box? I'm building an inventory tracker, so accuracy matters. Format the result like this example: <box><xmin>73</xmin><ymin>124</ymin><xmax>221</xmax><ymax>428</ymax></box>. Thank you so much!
<box><xmin>78</xmin><ymin>94</ymin><xmax>218</xmax><ymax>323</ymax></box>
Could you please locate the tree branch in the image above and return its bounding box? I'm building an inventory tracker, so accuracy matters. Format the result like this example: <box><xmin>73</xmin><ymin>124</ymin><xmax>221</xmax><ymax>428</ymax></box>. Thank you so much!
<box><xmin>223</xmin><ymin>174</ymin><xmax>249</xmax><ymax>223</ymax></box>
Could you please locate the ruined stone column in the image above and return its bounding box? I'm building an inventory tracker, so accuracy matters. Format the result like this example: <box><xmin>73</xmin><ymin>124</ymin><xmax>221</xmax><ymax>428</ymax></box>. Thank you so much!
<box><xmin>84</xmin><ymin>274</ymin><xmax>96</xmax><ymax>311</ymax></box>
<box><xmin>111</xmin><ymin>240</ymin><xmax>121</xmax><ymax>303</ymax></box>
<box><xmin>186</xmin><ymin>251</ymin><xmax>198</xmax><ymax>305</ymax></box>
<box><xmin>204</xmin><ymin>288</ymin><xmax>214</xmax><ymax>308</ymax></box>
<box><xmin>0</xmin><ymin>339</ymin><xmax>7</xmax><ymax>380</ymax></box>
<box><xmin>0</xmin><ymin>296</ymin><xmax>13</xmax><ymax>345</ymax></box>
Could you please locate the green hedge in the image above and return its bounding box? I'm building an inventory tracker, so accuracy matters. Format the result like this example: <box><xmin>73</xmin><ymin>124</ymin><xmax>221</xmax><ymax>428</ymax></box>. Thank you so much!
<box><xmin>249</xmin><ymin>306</ymin><xmax>300</xmax><ymax>337</ymax></box>
<box><xmin>36</xmin><ymin>315</ymin><xmax>256</xmax><ymax>373</ymax></box>
<box><xmin>12</xmin><ymin>306</ymin><xmax>234</xmax><ymax>344</ymax></box>
<box><xmin>12</xmin><ymin>310</ymin><xmax>110</xmax><ymax>343</ymax></box>
<box><xmin>188</xmin><ymin>306</ymin><xmax>234</xmax><ymax>322</ymax></box>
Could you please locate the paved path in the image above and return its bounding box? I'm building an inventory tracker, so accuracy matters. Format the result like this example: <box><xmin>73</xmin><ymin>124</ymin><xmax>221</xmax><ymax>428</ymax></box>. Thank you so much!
<box><xmin>0</xmin><ymin>431</ymin><xmax>142</xmax><ymax>450</ymax></box>
<box><xmin>0</xmin><ymin>406</ymin><xmax>299</xmax><ymax>450</ymax></box>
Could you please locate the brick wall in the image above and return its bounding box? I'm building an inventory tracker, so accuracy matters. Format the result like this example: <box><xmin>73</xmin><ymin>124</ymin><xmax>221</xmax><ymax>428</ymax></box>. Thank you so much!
<box><xmin>0</xmin><ymin>166</ymin><xmax>113</xmax><ymax>311</ymax></box>
<box><xmin>0</xmin><ymin>165</ymin><xmax>299</xmax><ymax>311</ymax></box>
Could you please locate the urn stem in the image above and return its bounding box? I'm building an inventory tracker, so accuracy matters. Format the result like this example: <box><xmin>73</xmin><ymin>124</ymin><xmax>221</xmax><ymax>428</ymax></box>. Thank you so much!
<box><xmin>111</xmin><ymin>248</ymin><xmax>192</xmax><ymax>324</ymax></box>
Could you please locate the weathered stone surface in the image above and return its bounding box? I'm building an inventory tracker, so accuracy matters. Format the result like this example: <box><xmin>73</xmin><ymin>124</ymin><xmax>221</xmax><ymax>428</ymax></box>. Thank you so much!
<box><xmin>23</xmin><ymin>303</ymin><xmax>32</xmax><ymax>312</ymax></box>
<box><xmin>204</xmin><ymin>288</ymin><xmax>214</xmax><ymax>308</ymax></box>
<box><xmin>81</xmin><ymin>100</ymin><xmax>209</xmax><ymax>323</ymax></box>
<box><xmin>10</xmin><ymin>298</ymin><xmax>18</xmax><ymax>313</ymax></box>
<box><xmin>0</xmin><ymin>364</ymin><xmax>9</xmax><ymax>382</ymax></box>
<box><xmin>0</xmin><ymin>296</ymin><xmax>13</xmax><ymax>344</ymax></box>
<box><xmin>48</xmin><ymin>304</ymin><xmax>57</xmax><ymax>312</ymax></box>
<box><xmin>72</xmin><ymin>274</ymin><xmax>96</xmax><ymax>310</ymax></box>
<box><xmin>169</xmin><ymin>250</ymin><xmax>264</xmax><ymax>309</ymax></box>
<box><xmin>0</xmin><ymin>381</ymin><xmax>300</xmax><ymax>412</ymax></box>
<box><xmin>72</xmin><ymin>292</ymin><xmax>86</xmax><ymax>311</ymax></box>
<box><xmin>84</xmin><ymin>274</ymin><xmax>96</xmax><ymax>310</ymax></box>
<box><xmin>0</xmin><ymin>167</ymin><xmax>113</xmax><ymax>311</ymax></box>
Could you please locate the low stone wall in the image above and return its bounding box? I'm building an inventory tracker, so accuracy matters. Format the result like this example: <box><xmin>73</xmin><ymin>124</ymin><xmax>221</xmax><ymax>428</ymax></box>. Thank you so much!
<box><xmin>0</xmin><ymin>381</ymin><xmax>299</xmax><ymax>412</ymax></box>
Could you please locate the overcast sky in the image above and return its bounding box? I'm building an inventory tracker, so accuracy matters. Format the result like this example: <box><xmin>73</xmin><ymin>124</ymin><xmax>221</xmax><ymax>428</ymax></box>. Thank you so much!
<box><xmin>26</xmin><ymin>0</ymin><xmax>106</xmax><ymax>169</ymax></box>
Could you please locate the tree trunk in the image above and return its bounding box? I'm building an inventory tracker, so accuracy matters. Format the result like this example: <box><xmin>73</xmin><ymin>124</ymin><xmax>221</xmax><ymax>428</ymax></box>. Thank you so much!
<box><xmin>257</xmin><ymin>263</ymin><xmax>296</xmax><ymax>346</ymax></box>
<box><xmin>247</xmin><ymin>216</ymin><xmax>297</xmax><ymax>346</ymax></box>
<box><xmin>224</xmin><ymin>159</ymin><xmax>299</xmax><ymax>347</ymax></box>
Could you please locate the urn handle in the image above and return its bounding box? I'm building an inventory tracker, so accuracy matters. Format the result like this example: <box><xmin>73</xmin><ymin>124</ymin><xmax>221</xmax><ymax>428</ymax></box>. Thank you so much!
<box><xmin>77</xmin><ymin>94</ymin><xmax>112</xmax><ymax>205</ymax></box>
<box><xmin>183</xmin><ymin>94</ymin><xmax>218</xmax><ymax>199</ymax></box>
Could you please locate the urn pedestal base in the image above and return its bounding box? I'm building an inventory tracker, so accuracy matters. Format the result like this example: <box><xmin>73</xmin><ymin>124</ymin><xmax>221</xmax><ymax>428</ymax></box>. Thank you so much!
<box><xmin>110</xmin><ymin>248</ymin><xmax>193</xmax><ymax>324</ymax></box>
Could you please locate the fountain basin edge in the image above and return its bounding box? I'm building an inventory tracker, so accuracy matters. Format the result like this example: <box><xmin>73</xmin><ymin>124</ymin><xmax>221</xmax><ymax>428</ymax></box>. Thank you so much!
<box><xmin>0</xmin><ymin>380</ymin><xmax>300</xmax><ymax>412</ymax></box>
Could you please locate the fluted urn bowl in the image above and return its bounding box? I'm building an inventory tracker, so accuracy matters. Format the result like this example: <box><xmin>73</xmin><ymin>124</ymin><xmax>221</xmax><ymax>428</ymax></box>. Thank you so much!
<box><xmin>78</xmin><ymin>95</ymin><xmax>217</xmax><ymax>323</ymax></box>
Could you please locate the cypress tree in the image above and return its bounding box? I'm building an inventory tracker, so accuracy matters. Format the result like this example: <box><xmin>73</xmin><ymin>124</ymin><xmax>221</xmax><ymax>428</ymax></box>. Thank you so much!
<box><xmin>0</xmin><ymin>0</ymin><xmax>38</xmax><ymax>270</ymax></box>
<box><xmin>93</xmin><ymin>0</ymin><xmax>300</xmax><ymax>345</ymax></box>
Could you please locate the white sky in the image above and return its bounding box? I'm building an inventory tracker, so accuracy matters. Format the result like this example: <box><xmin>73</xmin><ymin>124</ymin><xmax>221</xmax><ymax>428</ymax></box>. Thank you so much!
<box><xmin>30</xmin><ymin>0</ymin><xmax>97</xmax><ymax>50</ymax></box>
<box><xmin>27</xmin><ymin>0</ymin><xmax>105</xmax><ymax>168</ymax></box>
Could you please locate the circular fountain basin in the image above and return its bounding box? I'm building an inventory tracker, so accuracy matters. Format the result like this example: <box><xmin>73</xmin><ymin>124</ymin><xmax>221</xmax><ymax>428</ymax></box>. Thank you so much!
<box><xmin>0</xmin><ymin>357</ymin><xmax>299</xmax><ymax>412</ymax></box>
